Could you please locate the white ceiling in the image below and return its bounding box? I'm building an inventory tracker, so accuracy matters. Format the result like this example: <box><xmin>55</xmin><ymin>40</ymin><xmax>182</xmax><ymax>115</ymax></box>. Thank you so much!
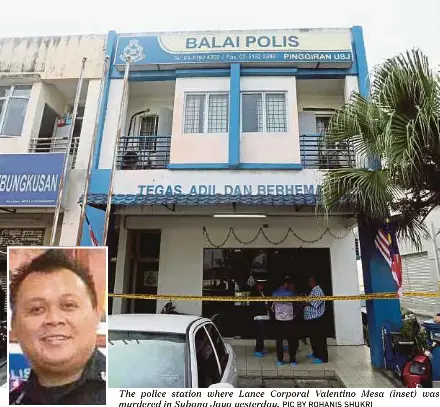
<box><xmin>46</xmin><ymin>79</ymin><xmax>90</xmax><ymax>104</ymax></box>
<box><xmin>129</xmin><ymin>81</ymin><xmax>176</xmax><ymax>97</ymax></box>
<box><xmin>296</xmin><ymin>79</ymin><xmax>344</xmax><ymax>95</ymax></box>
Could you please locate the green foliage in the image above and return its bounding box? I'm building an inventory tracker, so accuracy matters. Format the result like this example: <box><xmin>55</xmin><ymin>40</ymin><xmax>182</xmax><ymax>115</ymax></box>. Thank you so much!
<box><xmin>321</xmin><ymin>50</ymin><xmax>440</xmax><ymax>248</ymax></box>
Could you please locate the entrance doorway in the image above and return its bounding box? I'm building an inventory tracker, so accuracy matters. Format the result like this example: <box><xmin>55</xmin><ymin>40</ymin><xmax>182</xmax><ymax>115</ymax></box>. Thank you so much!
<box><xmin>202</xmin><ymin>248</ymin><xmax>335</xmax><ymax>339</ymax></box>
<box><xmin>128</xmin><ymin>230</ymin><xmax>161</xmax><ymax>314</ymax></box>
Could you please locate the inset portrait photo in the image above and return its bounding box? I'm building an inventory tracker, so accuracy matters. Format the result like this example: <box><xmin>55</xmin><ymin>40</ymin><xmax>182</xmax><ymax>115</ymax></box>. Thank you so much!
<box><xmin>7</xmin><ymin>247</ymin><xmax>107</xmax><ymax>405</ymax></box>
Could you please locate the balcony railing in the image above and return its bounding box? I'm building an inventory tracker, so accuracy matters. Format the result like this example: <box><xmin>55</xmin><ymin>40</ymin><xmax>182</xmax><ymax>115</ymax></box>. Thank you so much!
<box><xmin>28</xmin><ymin>136</ymin><xmax>80</xmax><ymax>168</ymax></box>
<box><xmin>300</xmin><ymin>134</ymin><xmax>356</xmax><ymax>169</ymax></box>
<box><xmin>117</xmin><ymin>135</ymin><xmax>171</xmax><ymax>170</ymax></box>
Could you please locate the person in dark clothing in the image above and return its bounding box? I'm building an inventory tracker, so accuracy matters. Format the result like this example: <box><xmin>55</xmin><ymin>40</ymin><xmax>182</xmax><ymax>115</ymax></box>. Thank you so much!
<box><xmin>250</xmin><ymin>280</ymin><xmax>270</xmax><ymax>358</ymax></box>
<box><xmin>9</xmin><ymin>249</ymin><xmax>106</xmax><ymax>405</ymax></box>
<box><xmin>9</xmin><ymin>349</ymin><xmax>106</xmax><ymax>405</ymax></box>
<box><xmin>304</xmin><ymin>276</ymin><xmax>328</xmax><ymax>364</ymax></box>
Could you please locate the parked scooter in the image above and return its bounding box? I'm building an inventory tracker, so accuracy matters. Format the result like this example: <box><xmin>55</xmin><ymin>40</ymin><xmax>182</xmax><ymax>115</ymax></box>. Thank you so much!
<box><xmin>402</xmin><ymin>317</ymin><xmax>440</xmax><ymax>388</ymax></box>
<box><xmin>381</xmin><ymin>311</ymin><xmax>422</xmax><ymax>377</ymax></box>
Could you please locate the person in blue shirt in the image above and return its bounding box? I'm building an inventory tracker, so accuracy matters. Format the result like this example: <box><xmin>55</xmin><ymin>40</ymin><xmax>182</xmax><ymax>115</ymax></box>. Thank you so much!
<box><xmin>272</xmin><ymin>277</ymin><xmax>299</xmax><ymax>366</ymax></box>
<box><xmin>304</xmin><ymin>275</ymin><xmax>328</xmax><ymax>364</ymax></box>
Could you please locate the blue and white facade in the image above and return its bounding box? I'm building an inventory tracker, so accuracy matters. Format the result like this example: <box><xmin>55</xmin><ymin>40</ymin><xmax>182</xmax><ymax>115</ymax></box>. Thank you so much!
<box><xmin>0</xmin><ymin>27</ymin><xmax>403</xmax><ymax>368</ymax></box>
<box><xmin>72</xmin><ymin>27</ymin><xmax>374</xmax><ymax>347</ymax></box>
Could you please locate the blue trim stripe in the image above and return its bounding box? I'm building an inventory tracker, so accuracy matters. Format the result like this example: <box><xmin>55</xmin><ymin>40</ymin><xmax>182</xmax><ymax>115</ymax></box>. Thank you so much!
<box><xmin>176</xmin><ymin>69</ymin><xmax>230</xmax><ymax>78</ymax></box>
<box><xmin>168</xmin><ymin>163</ymin><xmax>302</xmax><ymax>170</ymax></box>
<box><xmin>352</xmin><ymin>26</ymin><xmax>370</xmax><ymax>98</ymax></box>
<box><xmin>109</xmin><ymin>67</ymin><xmax>357</xmax><ymax>81</ymax></box>
<box><xmin>229</xmin><ymin>63</ymin><xmax>240</xmax><ymax>168</ymax></box>
<box><xmin>241</xmin><ymin>68</ymin><xmax>298</xmax><ymax>76</ymax></box>
<box><xmin>120</xmin><ymin>70</ymin><xmax>176</xmax><ymax>81</ymax></box>
<box><xmin>93</xmin><ymin>30</ymin><xmax>117</xmax><ymax>169</ymax></box>
<box><xmin>239</xmin><ymin>163</ymin><xmax>302</xmax><ymax>170</ymax></box>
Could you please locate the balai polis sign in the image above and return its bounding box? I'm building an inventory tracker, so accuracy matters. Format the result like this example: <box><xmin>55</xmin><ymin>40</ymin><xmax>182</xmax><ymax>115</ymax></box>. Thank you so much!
<box><xmin>115</xmin><ymin>28</ymin><xmax>353</xmax><ymax>67</ymax></box>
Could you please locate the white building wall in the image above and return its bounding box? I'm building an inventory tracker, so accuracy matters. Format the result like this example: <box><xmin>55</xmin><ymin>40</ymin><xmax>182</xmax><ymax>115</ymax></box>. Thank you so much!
<box><xmin>240</xmin><ymin>77</ymin><xmax>300</xmax><ymax>164</ymax></box>
<box><xmin>344</xmin><ymin>76</ymin><xmax>359</xmax><ymax>102</ymax></box>
<box><xmin>115</xmin><ymin>215</ymin><xmax>363</xmax><ymax>346</ymax></box>
<box><xmin>125</xmin><ymin>96</ymin><xmax>174</xmax><ymax>137</ymax></box>
<box><xmin>99</xmin><ymin>79</ymin><xmax>126</xmax><ymax>168</ymax></box>
<box><xmin>171</xmin><ymin>77</ymin><xmax>230</xmax><ymax>164</ymax></box>
<box><xmin>0</xmin><ymin>35</ymin><xmax>105</xmax><ymax>80</ymax></box>
<box><xmin>297</xmin><ymin>94</ymin><xmax>345</xmax><ymax>111</ymax></box>
<box><xmin>59</xmin><ymin>79</ymin><xmax>103</xmax><ymax>245</ymax></box>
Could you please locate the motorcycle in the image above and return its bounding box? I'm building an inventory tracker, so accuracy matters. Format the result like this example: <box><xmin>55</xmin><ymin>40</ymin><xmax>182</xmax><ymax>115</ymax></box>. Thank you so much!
<box><xmin>402</xmin><ymin>318</ymin><xmax>440</xmax><ymax>388</ymax></box>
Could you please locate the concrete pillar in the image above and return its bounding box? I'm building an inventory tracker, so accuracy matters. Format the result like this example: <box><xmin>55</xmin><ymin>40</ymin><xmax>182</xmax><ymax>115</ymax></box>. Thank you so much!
<box><xmin>358</xmin><ymin>219</ymin><xmax>402</xmax><ymax>368</ymax></box>
<box><xmin>112</xmin><ymin>221</ymin><xmax>129</xmax><ymax>314</ymax></box>
<box><xmin>344</xmin><ymin>76</ymin><xmax>359</xmax><ymax>102</ymax></box>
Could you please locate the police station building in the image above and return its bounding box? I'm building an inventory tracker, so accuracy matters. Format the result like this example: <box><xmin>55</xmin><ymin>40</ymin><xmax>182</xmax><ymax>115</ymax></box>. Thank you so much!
<box><xmin>79</xmin><ymin>27</ymin><xmax>370</xmax><ymax>347</ymax></box>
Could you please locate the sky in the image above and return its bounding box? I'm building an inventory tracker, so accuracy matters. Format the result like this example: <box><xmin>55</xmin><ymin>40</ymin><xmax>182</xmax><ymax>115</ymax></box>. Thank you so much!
<box><xmin>1</xmin><ymin>0</ymin><xmax>439</xmax><ymax>70</ymax></box>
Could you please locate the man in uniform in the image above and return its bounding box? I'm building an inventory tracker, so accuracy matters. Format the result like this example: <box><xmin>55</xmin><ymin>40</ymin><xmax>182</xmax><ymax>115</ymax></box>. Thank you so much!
<box><xmin>9</xmin><ymin>249</ymin><xmax>106</xmax><ymax>405</ymax></box>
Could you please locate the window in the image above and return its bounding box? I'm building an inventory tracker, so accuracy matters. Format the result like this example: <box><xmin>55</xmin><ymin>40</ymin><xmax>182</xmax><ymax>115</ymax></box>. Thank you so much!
<box><xmin>242</xmin><ymin>92</ymin><xmax>287</xmax><ymax>133</ymax></box>
<box><xmin>205</xmin><ymin>323</ymin><xmax>229</xmax><ymax>375</ymax></box>
<box><xmin>0</xmin><ymin>85</ymin><xmax>32</xmax><ymax>136</ymax></box>
<box><xmin>195</xmin><ymin>326</ymin><xmax>221</xmax><ymax>387</ymax></box>
<box><xmin>316</xmin><ymin>116</ymin><xmax>331</xmax><ymax>135</ymax></box>
<box><xmin>184</xmin><ymin>93</ymin><xmax>229</xmax><ymax>134</ymax></box>
<box><xmin>108</xmin><ymin>330</ymin><xmax>186</xmax><ymax>388</ymax></box>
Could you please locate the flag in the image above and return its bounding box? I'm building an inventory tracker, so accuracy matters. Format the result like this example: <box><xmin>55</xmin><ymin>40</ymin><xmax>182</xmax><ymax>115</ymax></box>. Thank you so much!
<box><xmin>374</xmin><ymin>220</ymin><xmax>403</xmax><ymax>296</ymax></box>
<box><xmin>85</xmin><ymin>214</ymin><xmax>99</xmax><ymax>247</ymax></box>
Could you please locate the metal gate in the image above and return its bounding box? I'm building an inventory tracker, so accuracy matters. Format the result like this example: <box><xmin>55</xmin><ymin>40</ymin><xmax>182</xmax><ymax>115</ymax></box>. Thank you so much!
<box><xmin>401</xmin><ymin>252</ymin><xmax>439</xmax><ymax>315</ymax></box>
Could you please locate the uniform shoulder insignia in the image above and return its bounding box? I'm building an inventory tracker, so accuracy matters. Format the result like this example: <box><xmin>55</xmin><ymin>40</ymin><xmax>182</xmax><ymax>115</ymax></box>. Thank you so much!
<box><xmin>100</xmin><ymin>371</ymin><xmax>106</xmax><ymax>382</ymax></box>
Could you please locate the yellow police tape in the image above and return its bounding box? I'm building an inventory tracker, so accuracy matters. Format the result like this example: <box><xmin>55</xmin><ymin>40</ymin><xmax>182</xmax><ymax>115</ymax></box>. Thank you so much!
<box><xmin>108</xmin><ymin>291</ymin><xmax>440</xmax><ymax>302</ymax></box>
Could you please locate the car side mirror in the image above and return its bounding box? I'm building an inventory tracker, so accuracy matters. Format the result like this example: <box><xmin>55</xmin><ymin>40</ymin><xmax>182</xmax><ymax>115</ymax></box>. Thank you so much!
<box><xmin>209</xmin><ymin>382</ymin><xmax>234</xmax><ymax>389</ymax></box>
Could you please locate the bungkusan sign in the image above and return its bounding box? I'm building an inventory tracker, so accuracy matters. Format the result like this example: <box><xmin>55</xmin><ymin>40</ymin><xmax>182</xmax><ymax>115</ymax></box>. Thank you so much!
<box><xmin>115</xmin><ymin>29</ymin><xmax>353</xmax><ymax>66</ymax></box>
<box><xmin>137</xmin><ymin>183</ymin><xmax>320</xmax><ymax>195</ymax></box>
<box><xmin>0</xmin><ymin>153</ymin><xmax>64</xmax><ymax>207</ymax></box>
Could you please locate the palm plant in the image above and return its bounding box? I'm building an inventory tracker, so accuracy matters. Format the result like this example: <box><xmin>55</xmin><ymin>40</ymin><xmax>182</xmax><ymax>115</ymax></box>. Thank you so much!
<box><xmin>321</xmin><ymin>50</ymin><xmax>440</xmax><ymax>248</ymax></box>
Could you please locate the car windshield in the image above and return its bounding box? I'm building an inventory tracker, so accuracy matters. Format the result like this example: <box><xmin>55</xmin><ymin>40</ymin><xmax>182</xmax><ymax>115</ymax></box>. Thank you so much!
<box><xmin>108</xmin><ymin>330</ymin><xmax>186</xmax><ymax>388</ymax></box>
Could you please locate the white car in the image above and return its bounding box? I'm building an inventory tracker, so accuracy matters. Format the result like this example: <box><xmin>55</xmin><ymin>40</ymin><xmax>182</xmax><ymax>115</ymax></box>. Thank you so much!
<box><xmin>108</xmin><ymin>314</ymin><xmax>238</xmax><ymax>388</ymax></box>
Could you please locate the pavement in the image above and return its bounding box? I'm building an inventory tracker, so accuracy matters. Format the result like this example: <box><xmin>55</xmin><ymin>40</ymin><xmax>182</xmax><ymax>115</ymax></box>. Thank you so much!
<box><xmin>229</xmin><ymin>339</ymin><xmax>397</xmax><ymax>388</ymax></box>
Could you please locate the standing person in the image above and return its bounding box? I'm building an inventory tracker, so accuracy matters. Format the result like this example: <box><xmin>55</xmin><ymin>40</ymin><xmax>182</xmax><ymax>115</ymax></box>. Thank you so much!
<box><xmin>250</xmin><ymin>280</ymin><xmax>270</xmax><ymax>358</ymax></box>
<box><xmin>288</xmin><ymin>282</ymin><xmax>307</xmax><ymax>346</ymax></box>
<box><xmin>272</xmin><ymin>278</ymin><xmax>298</xmax><ymax>366</ymax></box>
<box><xmin>304</xmin><ymin>275</ymin><xmax>328</xmax><ymax>364</ymax></box>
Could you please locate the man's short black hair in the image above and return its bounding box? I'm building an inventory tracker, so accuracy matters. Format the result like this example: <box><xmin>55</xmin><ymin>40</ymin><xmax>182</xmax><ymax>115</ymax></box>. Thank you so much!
<box><xmin>10</xmin><ymin>249</ymin><xmax>98</xmax><ymax>314</ymax></box>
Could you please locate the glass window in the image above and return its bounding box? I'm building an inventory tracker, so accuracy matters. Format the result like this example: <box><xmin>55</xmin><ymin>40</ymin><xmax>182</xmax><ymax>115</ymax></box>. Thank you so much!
<box><xmin>242</xmin><ymin>92</ymin><xmax>287</xmax><ymax>133</ymax></box>
<box><xmin>12</xmin><ymin>85</ymin><xmax>32</xmax><ymax>97</ymax></box>
<box><xmin>184</xmin><ymin>93</ymin><xmax>229</xmax><ymax>134</ymax></box>
<box><xmin>184</xmin><ymin>94</ymin><xmax>205</xmax><ymax>133</ymax></box>
<box><xmin>316</xmin><ymin>116</ymin><xmax>331</xmax><ymax>135</ymax></box>
<box><xmin>266</xmin><ymin>93</ymin><xmax>287</xmax><ymax>132</ymax></box>
<box><xmin>208</xmin><ymin>94</ymin><xmax>229</xmax><ymax>133</ymax></box>
<box><xmin>195</xmin><ymin>326</ymin><xmax>221</xmax><ymax>387</ymax></box>
<box><xmin>242</xmin><ymin>94</ymin><xmax>263</xmax><ymax>132</ymax></box>
<box><xmin>0</xmin><ymin>84</ymin><xmax>31</xmax><ymax>136</ymax></box>
<box><xmin>0</xmin><ymin>86</ymin><xmax>10</xmax><ymax>98</ymax></box>
<box><xmin>205</xmin><ymin>323</ymin><xmax>229</xmax><ymax>374</ymax></box>
<box><xmin>108</xmin><ymin>330</ymin><xmax>186</xmax><ymax>388</ymax></box>
<box><xmin>2</xmin><ymin>98</ymin><xmax>29</xmax><ymax>136</ymax></box>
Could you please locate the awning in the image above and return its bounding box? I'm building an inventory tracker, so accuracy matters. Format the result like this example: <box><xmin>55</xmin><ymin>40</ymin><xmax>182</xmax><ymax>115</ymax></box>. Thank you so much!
<box><xmin>81</xmin><ymin>193</ymin><xmax>321</xmax><ymax>209</ymax></box>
